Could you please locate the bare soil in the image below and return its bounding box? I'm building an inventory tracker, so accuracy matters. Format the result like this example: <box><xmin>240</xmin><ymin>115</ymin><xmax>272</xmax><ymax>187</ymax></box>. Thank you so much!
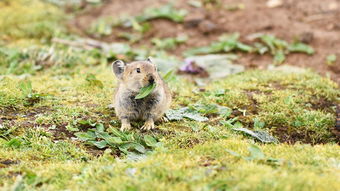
<box><xmin>71</xmin><ymin>0</ymin><xmax>340</xmax><ymax>84</ymax></box>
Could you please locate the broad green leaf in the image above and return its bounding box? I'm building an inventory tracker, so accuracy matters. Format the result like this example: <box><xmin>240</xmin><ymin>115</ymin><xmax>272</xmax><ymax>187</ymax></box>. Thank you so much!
<box><xmin>96</xmin><ymin>123</ymin><xmax>105</xmax><ymax>133</ymax></box>
<box><xmin>91</xmin><ymin>140</ymin><xmax>108</xmax><ymax>149</ymax></box>
<box><xmin>236</xmin><ymin>43</ymin><xmax>253</xmax><ymax>52</ymax></box>
<box><xmin>247</xmin><ymin>144</ymin><xmax>265</xmax><ymax>160</ymax></box>
<box><xmin>65</xmin><ymin>124</ymin><xmax>79</xmax><ymax>132</ymax></box>
<box><xmin>106</xmin><ymin>137</ymin><xmax>123</xmax><ymax>145</ymax></box>
<box><xmin>274</xmin><ymin>50</ymin><xmax>285</xmax><ymax>64</ymax></box>
<box><xmin>135</xmin><ymin>83</ymin><xmax>156</xmax><ymax>99</ymax></box>
<box><xmin>162</xmin><ymin>70</ymin><xmax>175</xmax><ymax>82</ymax></box>
<box><xmin>225</xmin><ymin>149</ymin><xmax>242</xmax><ymax>158</ymax></box>
<box><xmin>288</xmin><ymin>43</ymin><xmax>314</xmax><ymax>55</ymax></box>
<box><xmin>142</xmin><ymin>5</ymin><xmax>187</xmax><ymax>22</ymax></box>
<box><xmin>232</xmin><ymin>127</ymin><xmax>278</xmax><ymax>143</ymax></box>
<box><xmin>326</xmin><ymin>54</ymin><xmax>337</xmax><ymax>65</ymax></box>
<box><xmin>119</xmin><ymin>143</ymin><xmax>146</xmax><ymax>154</ymax></box>
<box><xmin>144</xmin><ymin>135</ymin><xmax>158</xmax><ymax>147</ymax></box>
<box><xmin>75</xmin><ymin>132</ymin><xmax>96</xmax><ymax>141</ymax></box>
<box><xmin>233</xmin><ymin>121</ymin><xmax>243</xmax><ymax>129</ymax></box>
<box><xmin>108</xmin><ymin>127</ymin><xmax>128</xmax><ymax>139</ymax></box>
<box><xmin>253</xmin><ymin>118</ymin><xmax>265</xmax><ymax>130</ymax></box>
<box><xmin>95</xmin><ymin>131</ymin><xmax>111</xmax><ymax>140</ymax></box>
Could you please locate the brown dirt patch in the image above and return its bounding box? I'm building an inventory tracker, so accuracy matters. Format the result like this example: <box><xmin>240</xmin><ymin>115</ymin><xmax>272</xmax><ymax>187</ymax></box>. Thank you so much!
<box><xmin>71</xmin><ymin>0</ymin><xmax>340</xmax><ymax>84</ymax></box>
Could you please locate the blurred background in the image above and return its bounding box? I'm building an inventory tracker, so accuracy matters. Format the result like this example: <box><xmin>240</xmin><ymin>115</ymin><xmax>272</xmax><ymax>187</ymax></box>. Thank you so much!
<box><xmin>1</xmin><ymin>0</ymin><xmax>339</xmax><ymax>83</ymax></box>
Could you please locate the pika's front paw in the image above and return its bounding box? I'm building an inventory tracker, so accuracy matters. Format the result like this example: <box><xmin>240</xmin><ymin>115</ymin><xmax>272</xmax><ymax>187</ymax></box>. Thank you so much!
<box><xmin>120</xmin><ymin>123</ymin><xmax>132</xmax><ymax>131</ymax></box>
<box><xmin>160</xmin><ymin>116</ymin><xmax>169</xmax><ymax>123</ymax></box>
<box><xmin>141</xmin><ymin>121</ymin><xmax>155</xmax><ymax>131</ymax></box>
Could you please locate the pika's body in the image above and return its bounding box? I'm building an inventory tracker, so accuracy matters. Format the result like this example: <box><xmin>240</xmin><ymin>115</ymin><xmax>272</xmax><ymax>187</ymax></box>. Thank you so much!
<box><xmin>112</xmin><ymin>59</ymin><xmax>171</xmax><ymax>131</ymax></box>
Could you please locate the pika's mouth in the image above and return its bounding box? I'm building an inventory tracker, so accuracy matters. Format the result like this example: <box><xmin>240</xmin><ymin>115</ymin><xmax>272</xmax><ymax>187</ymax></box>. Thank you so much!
<box><xmin>148</xmin><ymin>76</ymin><xmax>155</xmax><ymax>85</ymax></box>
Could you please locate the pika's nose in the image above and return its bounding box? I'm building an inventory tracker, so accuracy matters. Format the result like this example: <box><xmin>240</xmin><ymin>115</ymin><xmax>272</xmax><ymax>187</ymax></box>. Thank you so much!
<box><xmin>148</xmin><ymin>76</ymin><xmax>155</xmax><ymax>84</ymax></box>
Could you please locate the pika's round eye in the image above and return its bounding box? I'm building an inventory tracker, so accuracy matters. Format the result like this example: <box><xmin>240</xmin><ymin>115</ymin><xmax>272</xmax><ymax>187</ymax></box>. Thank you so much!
<box><xmin>136</xmin><ymin>68</ymin><xmax>141</xmax><ymax>73</ymax></box>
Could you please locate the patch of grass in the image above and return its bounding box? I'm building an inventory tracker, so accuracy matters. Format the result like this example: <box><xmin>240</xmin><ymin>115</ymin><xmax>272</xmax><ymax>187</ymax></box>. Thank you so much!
<box><xmin>0</xmin><ymin>0</ymin><xmax>66</xmax><ymax>42</ymax></box>
<box><xmin>0</xmin><ymin>61</ymin><xmax>339</xmax><ymax>190</ymax></box>
<box><xmin>1</xmin><ymin>138</ymin><xmax>339</xmax><ymax>190</ymax></box>
<box><xmin>205</xmin><ymin>70</ymin><xmax>339</xmax><ymax>144</ymax></box>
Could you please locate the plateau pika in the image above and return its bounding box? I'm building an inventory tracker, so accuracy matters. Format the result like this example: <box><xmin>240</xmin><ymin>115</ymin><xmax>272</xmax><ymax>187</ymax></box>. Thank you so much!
<box><xmin>112</xmin><ymin>58</ymin><xmax>171</xmax><ymax>131</ymax></box>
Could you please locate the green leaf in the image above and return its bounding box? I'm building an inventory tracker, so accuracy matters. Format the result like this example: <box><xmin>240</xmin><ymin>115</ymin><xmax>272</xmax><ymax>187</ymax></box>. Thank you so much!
<box><xmin>135</xmin><ymin>83</ymin><xmax>156</xmax><ymax>99</ymax></box>
<box><xmin>96</xmin><ymin>123</ymin><xmax>105</xmax><ymax>133</ymax></box>
<box><xmin>95</xmin><ymin>131</ymin><xmax>111</xmax><ymax>140</ymax></box>
<box><xmin>65</xmin><ymin>124</ymin><xmax>79</xmax><ymax>132</ymax></box>
<box><xmin>75</xmin><ymin>131</ymin><xmax>96</xmax><ymax>141</ymax></box>
<box><xmin>108</xmin><ymin>127</ymin><xmax>128</xmax><ymax>139</ymax></box>
<box><xmin>18</xmin><ymin>80</ymin><xmax>33</xmax><ymax>96</ymax></box>
<box><xmin>232</xmin><ymin>127</ymin><xmax>278</xmax><ymax>143</ymax></box>
<box><xmin>86</xmin><ymin>74</ymin><xmax>104</xmax><ymax>89</ymax></box>
<box><xmin>288</xmin><ymin>43</ymin><xmax>314</xmax><ymax>55</ymax></box>
<box><xmin>106</xmin><ymin>137</ymin><xmax>123</xmax><ymax>145</ymax></box>
<box><xmin>254</xmin><ymin>42</ymin><xmax>269</xmax><ymax>55</ymax></box>
<box><xmin>144</xmin><ymin>135</ymin><xmax>158</xmax><ymax>147</ymax></box>
<box><xmin>233</xmin><ymin>121</ymin><xmax>243</xmax><ymax>129</ymax></box>
<box><xmin>247</xmin><ymin>144</ymin><xmax>265</xmax><ymax>160</ymax></box>
<box><xmin>326</xmin><ymin>54</ymin><xmax>337</xmax><ymax>65</ymax></box>
<box><xmin>274</xmin><ymin>50</ymin><xmax>285</xmax><ymax>64</ymax></box>
<box><xmin>225</xmin><ymin>149</ymin><xmax>242</xmax><ymax>158</ymax></box>
<box><xmin>5</xmin><ymin>138</ymin><xmax>22</xmax><ymax>148</ymax></box>
<box><xmin>253</xmin><ymin>118</ymin><xmax>265</xmax><ymax>130</ymax></box>
<box><xmin>142</xmin><ymin>5</ymin><xmax>188</xmax><ymax>22</ymax></box>
<box><xmin>162</xmin><ymin>70</ymin><xmax>175</xmax><ymax>83</ymax></box>
<box><xmin>91</xmin><ymin>140</ymin><xmax>108</xmax><ymax>149</ymax></box>
<box><xmin>119</xmin><ymin>143</ymin><xmax>146</xmax><ymax>154</ymax></box>
<box><xmin>236</xmin><ymin>42</ymin><xmax>253</xmax><ymax>52</ymax></box>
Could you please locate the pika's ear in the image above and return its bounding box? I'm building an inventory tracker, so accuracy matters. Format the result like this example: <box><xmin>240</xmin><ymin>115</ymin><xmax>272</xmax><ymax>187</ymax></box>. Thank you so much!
<box><xmin>146</xmin><ymin>57</ymin><xmax>152</xmax><ymax>63</ymax></box>
<box><xmin>146</xmin><ymin>57</ymin><xmax>157</xmax><ymax>71</ymax></box>
<box><xmin>112</xmin><ymin>60</ymin><xmax>126</xmax><ymax>79</ymax></box>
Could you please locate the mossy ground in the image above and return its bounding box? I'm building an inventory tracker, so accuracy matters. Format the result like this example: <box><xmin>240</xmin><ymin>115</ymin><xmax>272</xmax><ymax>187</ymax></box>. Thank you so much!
<box><xmin>0</xmin><ymin>1</ymin><xmax>340</xmax><ymax>191</ymax></box>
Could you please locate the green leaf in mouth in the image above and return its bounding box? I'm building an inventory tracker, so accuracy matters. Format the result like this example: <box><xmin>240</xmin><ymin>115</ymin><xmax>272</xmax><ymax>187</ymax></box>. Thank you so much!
<box><xmin>135</xmin><ymin>83</ymin><xmax>156</xmax><ymax>99</ymax></box>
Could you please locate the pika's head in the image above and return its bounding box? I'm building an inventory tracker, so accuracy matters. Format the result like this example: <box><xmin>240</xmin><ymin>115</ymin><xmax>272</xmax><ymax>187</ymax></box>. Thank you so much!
<box><xmin>112</xmin><ymin>58</ymin><xmax>158</xmax><ymax>92</ymax></box>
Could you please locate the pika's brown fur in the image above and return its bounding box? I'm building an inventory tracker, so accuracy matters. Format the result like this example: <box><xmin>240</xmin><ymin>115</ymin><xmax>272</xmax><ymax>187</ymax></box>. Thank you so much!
<box><xmin>112</xmin><ymin>58</ymin><xmax>171</xmax><ymax>131</ymax></box>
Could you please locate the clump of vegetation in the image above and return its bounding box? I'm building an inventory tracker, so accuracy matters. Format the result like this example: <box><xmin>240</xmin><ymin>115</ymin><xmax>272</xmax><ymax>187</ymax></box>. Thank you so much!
<box><xmin>185</xmin><ymin>33</ymin><xmax>314</xmax><ymax>65</ymax></box>
<box><xmin>185</xmin><ymin>33</ymin><xmax>253</xmax><ymax>55</ymax></box>
<box><xmin>0</xmin><ymin>46</ymin><xmax>104</xmax><ymax>75</ymax></box>
<box><xmin>88</xmin><ymin>4</ymin><xmax>187</xmax><ymax>37</ymax></box>
<box><xmin>257</xmin><ymin>34</ymin><xmax>315</xmax><ymax>64</ymax></box>
<box><xmin>0</xmin><ymin>0</ymin><xmax>65</xmax><ymax>42</ymax></box>
<box><xmin>75</xmin><ymin>122</ymin><xmax>161</xmax><ymax>155</ymax></box>
<box><xmin>326</xmin><ymin>54</ymin><xmax>337</xmax><ymax>65</ymax></box>
<box><xmin>138</xmin><ymin>4</ymin><xmax>188</xmax><ymax>22</ymax></box>
<box><xmin>152</xmin><ymin>35</ymin><xmax>188</xmax><ymax>50</ymax></box>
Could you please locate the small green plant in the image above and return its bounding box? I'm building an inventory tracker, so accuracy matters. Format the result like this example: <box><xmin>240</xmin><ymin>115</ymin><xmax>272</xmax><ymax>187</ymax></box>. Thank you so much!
<box><xmin>185</xmin><ymin>33</ymin><xmax>253</xmax><ymax>55</ymax></box>
<box><xmin>152</xmin><ymin>35</ymin><xmax>187</xmax><ymax>50</ymax></box>
<box><xmin>88</xmin><ymin>16</ymin><xmax>115</xmax><ymax>37</ymax></box>
<box><xmin>258</xmin><ymin>34</ymin><xmax>314</xmax><ymax>64</ymax></box>
<box><xmin>138</xmin><ymin>4</ymin><xmax>188</xmax><ymax>23</ymax></box>
<box><xmin>326</xmin><ymin>54</ymin><xmax>337</xmax><ymax>65</ymax></box>
<box><xmin>85</xmin><ymin>74</ymin><xmax>104</xmax><ymax>89</ymax></box>
<box><xmin>226</xmin><ymin>144</ymin><xmax>283</xmax><ymax>166</ymax></box>
<box><xmin>18</xmin><ymin>80</ymin><xmax>46</xmax><ymax>106</ymax></box>
<box><xmin>75</xmin><ymin>123</ymin><xmax>161</xmax><ymax>154</ymax></box>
